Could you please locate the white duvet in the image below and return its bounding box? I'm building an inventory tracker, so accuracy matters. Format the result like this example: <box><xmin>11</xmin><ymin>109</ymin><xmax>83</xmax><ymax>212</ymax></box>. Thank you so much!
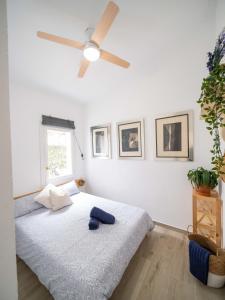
<box><xmin>16</xmin><ymin>192</ymin><xmax>154</xmax><ymax>300</ymax></box>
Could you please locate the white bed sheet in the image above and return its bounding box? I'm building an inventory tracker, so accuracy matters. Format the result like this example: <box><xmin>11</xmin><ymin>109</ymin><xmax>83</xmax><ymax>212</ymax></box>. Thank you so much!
<box><xmin>16</xmin><ymin>192</ymin><xmax>154</xmax><ymax>300</ymax></box>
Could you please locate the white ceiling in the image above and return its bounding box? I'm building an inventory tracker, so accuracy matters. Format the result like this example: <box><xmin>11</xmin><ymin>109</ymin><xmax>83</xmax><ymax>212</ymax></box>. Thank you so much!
<box><xmin>7</xmin><ymin>0</ymin><xmax>217</xmax><ymax>103</ymax></box>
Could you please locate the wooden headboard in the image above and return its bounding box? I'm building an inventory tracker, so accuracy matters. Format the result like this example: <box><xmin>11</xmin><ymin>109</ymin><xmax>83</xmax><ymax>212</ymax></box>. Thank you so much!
<box><xmin>13</xmin><ymin>178</ymin><xmax>85</xmax><ymax>200</ymax></box>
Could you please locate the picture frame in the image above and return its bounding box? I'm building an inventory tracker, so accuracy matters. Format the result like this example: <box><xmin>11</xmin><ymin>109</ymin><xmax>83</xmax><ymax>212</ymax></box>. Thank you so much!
<box><xmin>117</xmin><ymin>119</ymin><xmax>145</xmax><ymax>159</ymax></box>
<box><xmin>90</xmin><ymin>124</ymin><xmax>111</xmax><ymax>159</ymax></box>
<box><xmin>155</xmin><ymin>111</ymin><xmax>193</xmax><ymax>161</ymax></box>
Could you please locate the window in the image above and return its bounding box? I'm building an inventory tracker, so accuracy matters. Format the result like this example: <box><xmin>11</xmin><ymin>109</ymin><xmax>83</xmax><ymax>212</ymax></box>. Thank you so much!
<box><xmin>44</xmin><ymin>128</ymin><xmax>73</xmax><ymax>182</ymax></box>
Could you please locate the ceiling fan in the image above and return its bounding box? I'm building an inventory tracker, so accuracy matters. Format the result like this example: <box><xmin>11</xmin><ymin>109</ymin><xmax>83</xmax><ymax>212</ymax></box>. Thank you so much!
<box><xmin>37</xmin><ymin>1</ymin><xmax>130</xmax><ymax>78</ymax></box>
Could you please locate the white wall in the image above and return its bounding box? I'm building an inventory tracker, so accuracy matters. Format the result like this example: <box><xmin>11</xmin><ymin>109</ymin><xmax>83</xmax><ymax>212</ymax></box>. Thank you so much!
<box><xmin>10</xmin><ymin>83</ymin><xmax>85</xmax><ymax>196</ymax></box>
<box><xmin>216</xmin><ymin>0</ymin><xmax>225</xmax><ymax>35</ymax></box>
<box><xmin>84</xmin><ymin>0</ymin><xmax>216</xmax><ymax>230</ymax></box>
<box><xmin>7</xmin><ymin>0</ymin><xmax>220</xmax><ymax>232</ymax></box>
<box><xmin>0</xmin><ymin>0</ymin><xmax>18</xmax><ymax>298</ymax></box>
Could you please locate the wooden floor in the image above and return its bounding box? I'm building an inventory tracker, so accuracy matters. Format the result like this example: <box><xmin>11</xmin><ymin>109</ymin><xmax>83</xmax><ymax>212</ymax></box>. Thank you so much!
<box><xmin>17</xmin><ymin>225</ymin><xmax>225</xmax><ymax>300</ymax></box>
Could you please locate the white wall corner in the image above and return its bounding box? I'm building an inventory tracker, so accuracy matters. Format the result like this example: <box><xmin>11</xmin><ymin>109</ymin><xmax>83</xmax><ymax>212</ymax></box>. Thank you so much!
<box><xmin>0</xmin><ymin>0</ymin><xmax>18</xmax><ymax>298</ymax></box>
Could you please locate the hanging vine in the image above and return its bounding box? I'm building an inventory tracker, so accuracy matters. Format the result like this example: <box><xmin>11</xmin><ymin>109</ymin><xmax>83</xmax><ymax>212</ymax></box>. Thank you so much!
<box><xmin>197</xmin><ymin>28</ymin><xmax>225</xmax><ymax>178</ymax></box>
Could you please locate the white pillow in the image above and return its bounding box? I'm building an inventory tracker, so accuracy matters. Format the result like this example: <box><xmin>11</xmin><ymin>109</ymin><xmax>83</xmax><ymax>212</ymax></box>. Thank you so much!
<box><xmin>15</xmin><ymin>192</ymin><xmax>43</xmax><ymax>218</ymax></box>
<box><xmin>34</xmin><ymin>184</ymin><xmax>56</xmax><ymax>208</ymax></box>
<box><xmin>61</xmin><ymin>180</ymin><xmax>80</xmax><ymax>196</ymax></box>
<box><xmin>49</xmin><ymin>188</ymin><xmax>73</xmax><ymax>211</ymax></box>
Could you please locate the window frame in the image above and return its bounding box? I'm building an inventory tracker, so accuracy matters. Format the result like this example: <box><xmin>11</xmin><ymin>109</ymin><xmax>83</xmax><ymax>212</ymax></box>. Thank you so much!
<box><xmin>40</xmin><ymin>125</ymin><xmax>75</xmax><ymax>186</ymax></box>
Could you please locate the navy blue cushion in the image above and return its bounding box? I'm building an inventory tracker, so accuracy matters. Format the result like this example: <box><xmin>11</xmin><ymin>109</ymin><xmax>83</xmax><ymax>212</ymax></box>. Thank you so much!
<box><xmin>90</xmin><ymin>207</ymin><xmax>115</xmax><ymax>224</ymax></box>
<box><xmin>189</xmin><ymin>240</ymin><xmax>211</xmax><ymax>285</ymax></box>
<box><xmin>89</xmin><ymin>217</ymin><xmax>100</xmax><ymax>230</ymax></box>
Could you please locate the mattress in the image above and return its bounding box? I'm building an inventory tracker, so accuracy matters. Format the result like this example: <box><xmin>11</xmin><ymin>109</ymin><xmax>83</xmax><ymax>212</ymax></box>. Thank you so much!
<box><xmin>16</xmin><ymin>192</ymin><xmax>154</xmax><ymax>300</ymax></box>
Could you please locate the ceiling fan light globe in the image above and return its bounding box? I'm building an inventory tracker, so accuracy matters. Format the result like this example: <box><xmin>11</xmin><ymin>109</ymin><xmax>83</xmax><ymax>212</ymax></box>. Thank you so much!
<box><xmin>83</xmin><ymin>45</ymin><xmax>100</xmax><ymax>62</ymax></box>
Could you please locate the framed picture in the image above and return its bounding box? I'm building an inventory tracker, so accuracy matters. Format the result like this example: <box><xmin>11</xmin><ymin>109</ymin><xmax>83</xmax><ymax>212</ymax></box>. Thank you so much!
<box><xmin>91</xmin><ymin>124</ymin><xmax>111</xmax><ymax>159</ymax></box>
<box><xmin>155</xmin><ymin>111</ymin><xmax>193</xmax><ymax>161</ymax></box>
<box><xmin>117</xmin><ymin>120</ymin><xmax>144</xmax><ymax>159</ymax></box>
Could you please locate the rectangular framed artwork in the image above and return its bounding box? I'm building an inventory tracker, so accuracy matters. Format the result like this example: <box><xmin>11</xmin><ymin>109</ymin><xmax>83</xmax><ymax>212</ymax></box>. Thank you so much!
<box><xmin>91</xmin><ymin>124</ymin><xmax>111</xmax><ymax>159</ymax></box>
<box><xmin>117</xmin><ymin>120</ymin><xmax>145</xmax><ymax>159</ymax></box>
<box><xmin>155</xmin><ymin>111</ymin><xmax>193</xmax><ymax>161</ymax></box>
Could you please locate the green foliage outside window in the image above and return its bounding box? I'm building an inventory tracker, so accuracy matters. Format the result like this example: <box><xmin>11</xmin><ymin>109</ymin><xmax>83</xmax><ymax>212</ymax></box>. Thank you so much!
<box><xmin>48</xmin><ymin>145</ymin><xmax>67</xmax><ymax>177</ymax></box>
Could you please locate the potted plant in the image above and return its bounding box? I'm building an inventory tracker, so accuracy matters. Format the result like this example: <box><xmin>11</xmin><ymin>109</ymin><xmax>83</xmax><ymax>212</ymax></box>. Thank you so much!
<box><xmin>187</xmin><ymin>167</ymin><xmax>218</xmax><ymax>196</ymax></box>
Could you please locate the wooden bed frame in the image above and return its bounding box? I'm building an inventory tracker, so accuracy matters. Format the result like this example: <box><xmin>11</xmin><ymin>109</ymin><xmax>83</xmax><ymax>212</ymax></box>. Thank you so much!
<box><xmin>13</xmin><ymin>179</ymin><xmax>85</xmax><ymax>200</ymax></box>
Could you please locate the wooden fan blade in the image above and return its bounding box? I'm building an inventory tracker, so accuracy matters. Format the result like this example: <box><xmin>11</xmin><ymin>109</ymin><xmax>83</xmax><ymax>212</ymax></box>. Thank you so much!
<box><xmin>91</xmin><ymin>1</ymin><xmax>119</xmax><ymax>46</ymax></box>
<box><xmin>100</xmin><ymin>50</ymin><xmax>130</xmax><ymax>68</ymax></box>
<box><xmin>37</xmin><ymin>31</ymin><xmax>85</xmax><ymax>50</ymax></box>
<box><xmin>78</xmin><ymin>59</ymin><xmax>90</xmax><ymax>78</ymax></box>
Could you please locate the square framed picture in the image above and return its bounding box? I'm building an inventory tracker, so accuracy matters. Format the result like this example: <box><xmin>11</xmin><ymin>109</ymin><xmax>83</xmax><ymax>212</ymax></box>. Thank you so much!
<box><xmin>117</xmin><ymin>120</ymin><xmax>144</xmax><ymax>159</ymax></box>
<box><xmin>91</xmin><ymin>124</ymin><xmax>111</xmax><ymax>159</ymax></box>
<box><xmin>155</xmin><ymin>111</ymin><xmax>193</xmax><ymax>161</ymax></box>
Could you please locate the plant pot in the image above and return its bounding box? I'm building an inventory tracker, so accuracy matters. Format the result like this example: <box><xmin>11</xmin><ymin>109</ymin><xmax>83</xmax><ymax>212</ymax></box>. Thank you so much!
<box><xmin>195</xmin><ymin>186</ymin><xmax>211</xmax><ymax>196</ymax></box>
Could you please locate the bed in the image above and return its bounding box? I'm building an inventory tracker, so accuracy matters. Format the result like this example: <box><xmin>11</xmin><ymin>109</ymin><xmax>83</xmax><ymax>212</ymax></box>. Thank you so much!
<box><xmin>15</xmin><ymin>191</ymin><xmax>154</xmax><ymax>300</ymax></box>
